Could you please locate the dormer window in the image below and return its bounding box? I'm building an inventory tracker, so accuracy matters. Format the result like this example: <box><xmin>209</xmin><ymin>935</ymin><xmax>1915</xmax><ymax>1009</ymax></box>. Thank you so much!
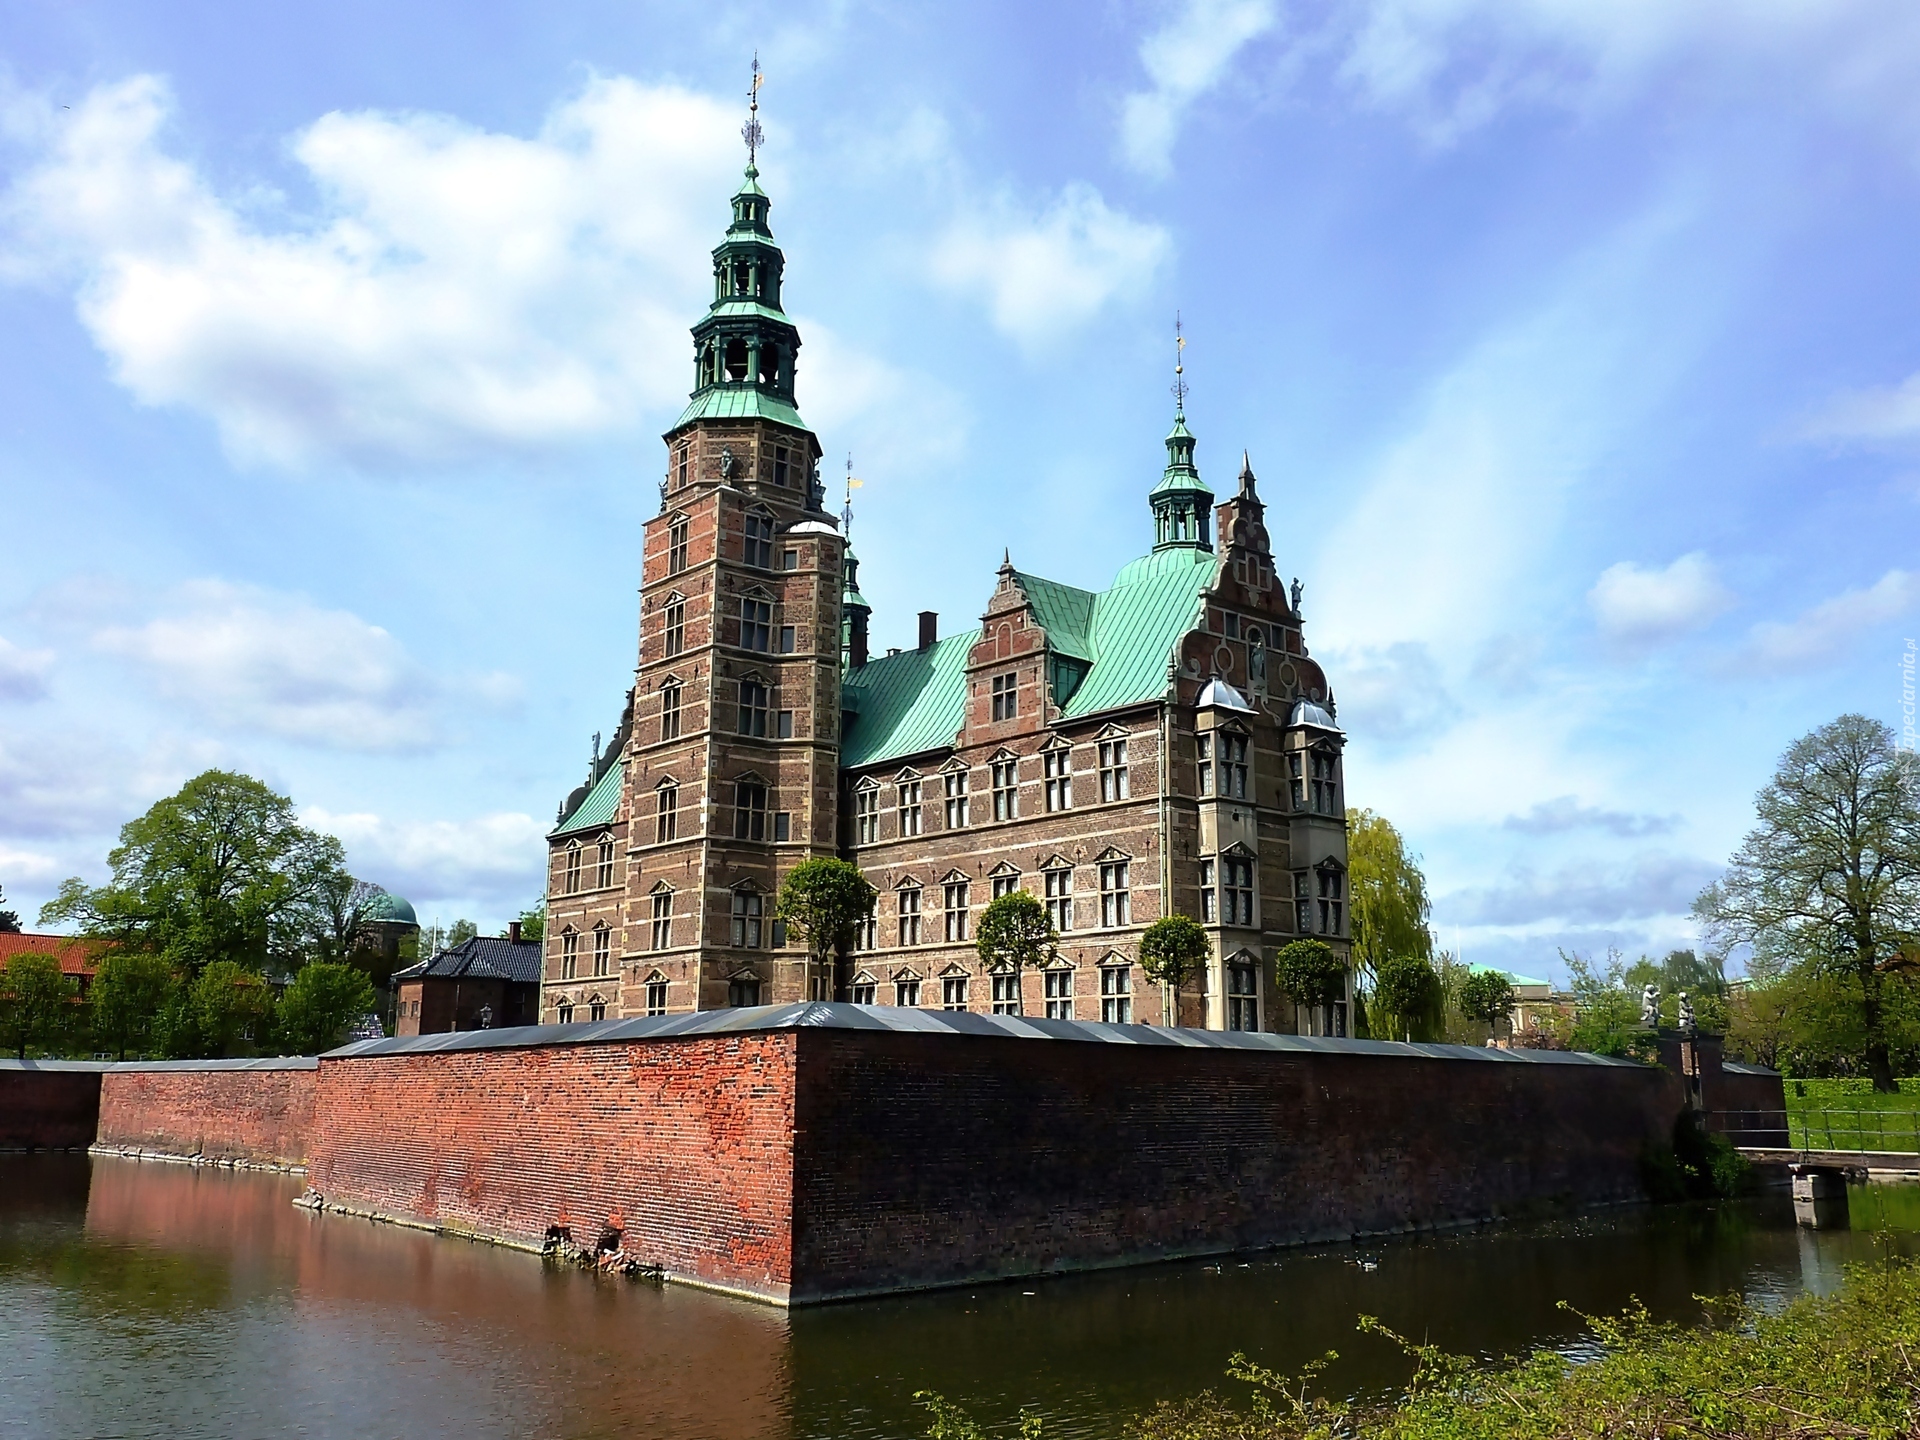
<box><xmin>991</xmin><ymin>672</ymin><xmax>1018</xmax><ymax>722</ymax></box>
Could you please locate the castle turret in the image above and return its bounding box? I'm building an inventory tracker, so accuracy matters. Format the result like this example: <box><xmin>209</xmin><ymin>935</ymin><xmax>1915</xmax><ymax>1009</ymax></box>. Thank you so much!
<box><xmin>1149</xmin><ymin>323</ymin><xmax>1214</xmax><ymax>552</ymax></box>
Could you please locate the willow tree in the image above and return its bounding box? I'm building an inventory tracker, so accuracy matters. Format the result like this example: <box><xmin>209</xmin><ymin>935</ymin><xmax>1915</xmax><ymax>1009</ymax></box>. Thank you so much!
<box><xmin>1696</xmin><ymin>714</ymin><xmax>1920</xmax><ymax>1092</ymax></box>
<box><xmin>1346</xmin><ymin>808</ymin><xmax>1434</xmax><ymax>993</ymax></box>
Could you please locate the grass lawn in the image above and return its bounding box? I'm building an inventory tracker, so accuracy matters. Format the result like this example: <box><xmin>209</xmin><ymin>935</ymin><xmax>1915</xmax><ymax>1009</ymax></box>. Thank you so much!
<box><xmin>1785</xmin><ymin>1079</ymin><xmax>1920</xmax><ymax>1152</ymax></box>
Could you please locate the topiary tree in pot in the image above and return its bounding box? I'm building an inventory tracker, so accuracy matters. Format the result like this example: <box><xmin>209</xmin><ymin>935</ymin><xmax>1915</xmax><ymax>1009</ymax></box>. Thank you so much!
<box><xmin>975</xmin><ymin>890</ymin><xmax>1056</xmax><ymax>1016</ymax></box>
<box><xmin>1139</xmin><ymin>915</ymin><xmax>1210</xmax><ymax>1026</ymax></box>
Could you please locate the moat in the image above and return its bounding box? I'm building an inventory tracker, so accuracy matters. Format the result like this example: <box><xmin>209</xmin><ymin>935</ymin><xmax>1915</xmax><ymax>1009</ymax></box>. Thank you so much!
<box><xmin>3</xmin><ymin>1154</ymin><xmax>1916</xmax><ymax>1440</ymax></box>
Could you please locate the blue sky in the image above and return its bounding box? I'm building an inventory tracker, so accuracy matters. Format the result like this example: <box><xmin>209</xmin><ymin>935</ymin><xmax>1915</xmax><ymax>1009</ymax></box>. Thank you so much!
<box><xmin>4</xmin><ymin>1</ymin><xmax>1919</xmax><ymax>980</ymax></box>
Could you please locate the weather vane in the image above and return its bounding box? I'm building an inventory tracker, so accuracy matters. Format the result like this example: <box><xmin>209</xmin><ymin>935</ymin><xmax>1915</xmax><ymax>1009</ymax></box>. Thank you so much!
<box><xmin>1171</xmin><ymin>311</ymin><xmax>1188</xmax><ymax>414</ymax></box>
<box><xmin>742</xmin><ymin>53</ymin><xmax>765</xmax><ymax>167</ymax></box>
<box><xmin>842</xmin><ymin>453</ymin><xmax>863</xmax><ymax>535</ymax></box>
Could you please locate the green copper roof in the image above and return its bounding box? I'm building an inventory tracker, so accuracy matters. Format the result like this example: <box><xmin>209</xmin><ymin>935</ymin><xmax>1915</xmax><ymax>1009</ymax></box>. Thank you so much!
<box><xmin>1010</xmin><ymin>570</ymin><xmax>1095</xmax><ymax>662</ymax></box>
<box><xmin>671</xmin><ymin>386</ymin><xmax>809</xmax><ymax>432</ymax></box>
<box><xmin>841</xmin><ymin>633</ymin><xmax>974</xmax><ymax>768</ymax></box>
<box><xmin>364</xmin><ymin>891</ymin><xmax>418</xmax><ymax>926</ymax></box>
<box><xmin>840</xmin><ymin>547</ymin><xmax>1218</xmax><ymax>769</ymax></box>
<box><xmin>552</xmin><ymin>760</ymin><xmax>624</xmax><ymax>837</ymax></box>
<box><xmin>705</xmin><ymin>299</ymin><xmax>792</xmax><ymax>323</ymax></box>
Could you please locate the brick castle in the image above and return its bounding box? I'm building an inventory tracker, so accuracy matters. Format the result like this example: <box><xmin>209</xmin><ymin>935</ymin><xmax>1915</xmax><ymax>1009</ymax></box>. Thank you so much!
<box><xmin>541</xmin><ymin>156</ymin><xmax>1353</xmax><ymax>1035</ymax></box>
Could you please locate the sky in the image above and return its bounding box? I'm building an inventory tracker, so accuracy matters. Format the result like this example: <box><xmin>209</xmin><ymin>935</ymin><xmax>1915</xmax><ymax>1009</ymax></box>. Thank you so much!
<box><xmin>4</xmin><ymin>0</ymin><xmax>1920</xmax><ymax>982</ymax></box>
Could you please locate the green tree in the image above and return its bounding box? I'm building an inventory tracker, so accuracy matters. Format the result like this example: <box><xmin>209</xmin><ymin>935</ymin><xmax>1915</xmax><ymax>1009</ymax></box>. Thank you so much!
<box><xmin>0</xmin><ymin>952</ymin><xmax>74</xmax><ymax>1058</ymax></box>
<box><xmin>39</xmin><ymin>770</ymin><xmax>349</xmax><ymax>977</ymax></box>
<box><xmin>190</xmin><ymin>960</ymin><xmax>275</xmax><ymax>1058</ymax></box>
<box><xmin>1372</xmin><ymin>952</ymin><xmax>1446</xmax><ymax>1042</ymax></box>
<box><xmin>0</xmin><ymin>882</ymin><xmax>20</xmax><ymax>933</ymax></box>
<box><xmin>975</xmin><ymin>890</ymin><xmax>1056</xmax><ymax>1017</ymax></box>
<box><xmin>1563</xmin><ymin>950</ymin><xmax>1658</xmax><ymax>1061</ymax></box>
<box><xmin>306</xmin><ymin>875</ymin><xmax>388</xmax><ymax>966</ymax></box>
<box><xmin>517</xmin><ymin>901</ymin><xmax>547</xmax><ymax>943</ymax></box>
<box><xmin>1139</xmin><ymin>915</ymin><xmax>1210</xmax><ymax>1026</ymax></box>
<box><xmin>1345</xmin><ymin>808</ymin><xmax>1433</xmax><ymax>993</ymax></box>
<box><xmin>278</xmin><ymin>962</ymin><xmax>377</xmax><ymax>1054</ymax></box>
<box><xmin>1696</xmin><ymin>715</ymin><xmax>1920</xmax><ymax>1091</ymax></box>
<box><xmin>1275</xmin><ymin>938</ymin><xmax>1346</xmax><ymax>1030</ymax></box>
<box><xmin>445</xmin><ymin>919</ymin><xmax>479</xmax><ymax>948</ymax></box>
<box><xmin>1458</xmin><ymin>968</ymin><xmax>1517</xmax><ymax>1039</ymax></box>
<box><xmin>89</xmin><ymin>950</ymin><xmax>178</xmax><ymax>1060</ymax></box>
<box><xmin>775</xmin><ymin>858</ymin><xmax>875</xmax><ymax>992</ymax></box>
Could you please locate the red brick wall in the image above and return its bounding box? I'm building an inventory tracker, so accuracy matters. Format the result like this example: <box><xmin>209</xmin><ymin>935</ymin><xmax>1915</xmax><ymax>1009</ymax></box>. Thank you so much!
<box><xmin>305</xmin><ymin>1034</ymin><xmax>798</xmax><ymax>1303</ymax></box>
<box><xmin>96</xmin><ymin>1063</ymin><xmax>318</xmax><ymax>1167</ymax></box>
<box><xmin>0</xmin><ymin>1064</ymin><xmax>102</xmax><ymax>1148</ymax></box>
<box><xmin>788</xmin><ymin>1031</ymin><xmax>1681</xmax><ymax>1301</ymax></box>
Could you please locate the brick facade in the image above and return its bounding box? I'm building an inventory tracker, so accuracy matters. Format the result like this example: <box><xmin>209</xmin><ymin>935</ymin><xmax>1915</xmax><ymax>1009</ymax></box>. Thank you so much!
<box><xmin>0</xmin><ymin>1061</ymin><xmax>101</xmax><ymax>1148</ymax></box>
<box><xmin>95</xmin><ymin>1061</ymin><xmax>318</xmax><ymax>1168</ymax></box>
<box><xmin>541</xmin><ymin>161</ymin><xmax>1357</xmax><ymax>1037</ymax></box>
<box><xmin>306</xmin><ymin>1034</ymin><xmax>799</xmax><ymax>1302</ymax></box>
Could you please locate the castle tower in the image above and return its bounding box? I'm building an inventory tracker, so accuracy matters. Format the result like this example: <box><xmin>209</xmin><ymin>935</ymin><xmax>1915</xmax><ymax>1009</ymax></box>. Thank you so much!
<box><xmin>544</xmin><ymin>77</ymin><xmax>845</xmax><ymax>1020</ymax></box>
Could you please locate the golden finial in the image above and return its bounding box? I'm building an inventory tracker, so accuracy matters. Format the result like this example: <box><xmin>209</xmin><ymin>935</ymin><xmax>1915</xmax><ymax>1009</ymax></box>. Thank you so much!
<box><xmin>742</xmin><ymin>53</ymin><xmax>765</xmax><ymax>166</ymax></box>
<box><xmin>1171</xmin><ymin>311</ymin><xmax>1188</xmax><ymax>415</ymax></box>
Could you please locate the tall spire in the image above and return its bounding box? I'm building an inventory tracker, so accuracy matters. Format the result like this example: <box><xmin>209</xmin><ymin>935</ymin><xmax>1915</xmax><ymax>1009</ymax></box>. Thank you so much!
<box><xmin>668</xmin><ymin>58</ymin><xmax>814</xmax><ymax>450</ymax></box>
<box><xmin>1148</xmin><ymin>313</ymin><xmax>1213</xmax><ymax>553</ymax></box>
<box><xmin>742</xmin><ymin>53</ymin><xmax>764</xmax><ymax>171</ymax></box>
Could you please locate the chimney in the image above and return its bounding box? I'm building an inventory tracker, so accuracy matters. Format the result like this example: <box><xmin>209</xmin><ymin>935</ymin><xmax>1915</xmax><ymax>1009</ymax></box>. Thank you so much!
<box><xmin>508</xmin><ymin>920</ymin><xmax>522</xmax><ymax>944</ymax></box>
<box><xmin>918</xmin><ymin>611</ymin><xmax>938</xmax><ymax>650</ymax></box>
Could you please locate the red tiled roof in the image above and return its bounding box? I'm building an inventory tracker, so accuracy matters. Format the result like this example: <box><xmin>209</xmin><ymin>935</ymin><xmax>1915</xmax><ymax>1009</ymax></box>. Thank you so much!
<box><xmin>0</xmin><ymin>931</ymin><xmax>107</xmax><ymax>978</ymax></box>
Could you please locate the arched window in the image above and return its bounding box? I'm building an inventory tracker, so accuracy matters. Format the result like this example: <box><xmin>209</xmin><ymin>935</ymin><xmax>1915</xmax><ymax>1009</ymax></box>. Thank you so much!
<box><xmin>588</xmin><ymin>994</ymin><xmax>607</xmax><ymax>1023</ymax></box>
<box><xmin>557</xmin><ymin>1000</ymin><xmax>575</xmax><ymax>1024</ymax></box>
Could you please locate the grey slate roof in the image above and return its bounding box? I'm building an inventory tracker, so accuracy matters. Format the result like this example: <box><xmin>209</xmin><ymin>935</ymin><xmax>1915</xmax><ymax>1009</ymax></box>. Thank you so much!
<box><xmin>328</xmin><ymin>1001</ymin><xmax>1649</xmax><ymax>1066</ymax></box>
<box><xmin>393</xmin><ymin>936</ymin><xmax>543</xmax><ymax>986</ymax></box>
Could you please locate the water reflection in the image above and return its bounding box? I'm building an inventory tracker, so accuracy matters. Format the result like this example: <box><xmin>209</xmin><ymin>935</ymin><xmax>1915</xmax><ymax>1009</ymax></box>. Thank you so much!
<box><xmin>0</xmin><ymin>1155</ymin><xmax>1914</xmax><ymax>1440</ymax></box>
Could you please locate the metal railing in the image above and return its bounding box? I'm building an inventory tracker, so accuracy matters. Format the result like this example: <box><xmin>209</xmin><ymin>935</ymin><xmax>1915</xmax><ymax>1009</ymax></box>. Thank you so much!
<box><xmin>1714</xmin><ymin>1107</ymin><xmax>1920</xmax><ymax>1155</ymax></box>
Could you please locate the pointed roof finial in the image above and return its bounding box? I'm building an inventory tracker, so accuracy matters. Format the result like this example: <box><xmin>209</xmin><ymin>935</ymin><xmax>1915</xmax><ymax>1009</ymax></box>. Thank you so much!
<box><xmin>1238</xmin><ymin>449</ymin><xmax>1257</xmax><ymax>497</ymax></box>
<box><xmin>1171</xmin><ymin>311</ymin><xmax>1188</xmax><ymax>417</ymax></box>
<box><xmin>841</xmin><ymin>452</ymin><xmax>862</xmax><ymax>535</ymax></box>
<box><xmin>742</xmin><ymin>53</ymin><xmax>765</xmax><ymax>170</ymax></box>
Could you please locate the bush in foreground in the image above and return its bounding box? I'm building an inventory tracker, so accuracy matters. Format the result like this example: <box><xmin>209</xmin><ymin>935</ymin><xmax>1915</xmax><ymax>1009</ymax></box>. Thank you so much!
<box><xmin>922</xmin><ymin>1254</ymin><xmax>1920</xmax><ymax>1439</ymax></box>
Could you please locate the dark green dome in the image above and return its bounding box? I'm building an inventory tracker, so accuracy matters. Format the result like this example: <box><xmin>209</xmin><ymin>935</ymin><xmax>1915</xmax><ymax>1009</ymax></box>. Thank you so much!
<box><xmin>364</xmin><ymin>891</ymin><xmax>418</xmax><ymax>926</ymax></box>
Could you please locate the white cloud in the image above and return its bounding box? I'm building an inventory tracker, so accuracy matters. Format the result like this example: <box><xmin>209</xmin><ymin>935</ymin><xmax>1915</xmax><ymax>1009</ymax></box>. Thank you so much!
<box><xmin>93</xmin><ymin>580</ymin><xmax>439</xmax><ymax>750</ymax></box>
<box><xmin>1119</xmin><ymin>0</ymin><xmax>1279</xmax><ymax>177</ymax></box>
<box><xmin>305</xmin><ymin>806</ymin><xmax>546</xmax><ymax>910</ymax></box>
<box><xmin>1742</xmin><ymin>568</ymin><xmax>1920</xmax><ymax>667</ymax></box>
<box><xmin>1802</xmin><ymin>372</ymin><xmax>1920</xmax><ymax>444</ymax></box>
<box><xmin>0</xmin><ymin>844</ymin><xmax>62</xmax><ymax>885</ymax></box>
<box><xmin>0</xmin><ymin>635</ymin><xmax>54</xmax><ymax>701</ymax></box>
<box><xmin>931</xmin><ymin>183</ymin><xmax>1170</xmax><ymax>351</ymax></box>
<box><xmin>1503</xmin><ymin>796</ymin><xmax>1678</xmax><ymax>838</ymax></box>
<box><xmin>1323</xmin><ymin>0</ymin><xmax>1920</xmax><ymax>145</ymax></box>
<box><xmin>794</xmin><ymin>316</ymin><xmax>969</xmax><ymax>474</ymax></box>
<box><xmin>1443</xmin><ymin>853</ymin><xmax>1719</xmax><ymax>927</ymax></box>
<box><xmin>1588</xmin><ymin>552</ymin><xmax>1734</xmax><ymax>649</ymax></box>
<box><xmin>1</xmin><ymin>73</ymin><xmax>743</xmax><ymax>468</ymax></box>
<box><xmin>1321</xmin><ymin>641</ymin><xmax>1451</xmax><ymax>742</ymax></box>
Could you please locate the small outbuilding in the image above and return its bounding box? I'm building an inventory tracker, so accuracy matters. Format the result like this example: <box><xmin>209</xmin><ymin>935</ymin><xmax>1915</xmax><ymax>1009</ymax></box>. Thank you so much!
<box><xmin>392</xmin><ymin>928</ymin><xmax>542</xmax><ymax>1036</ymax></box>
